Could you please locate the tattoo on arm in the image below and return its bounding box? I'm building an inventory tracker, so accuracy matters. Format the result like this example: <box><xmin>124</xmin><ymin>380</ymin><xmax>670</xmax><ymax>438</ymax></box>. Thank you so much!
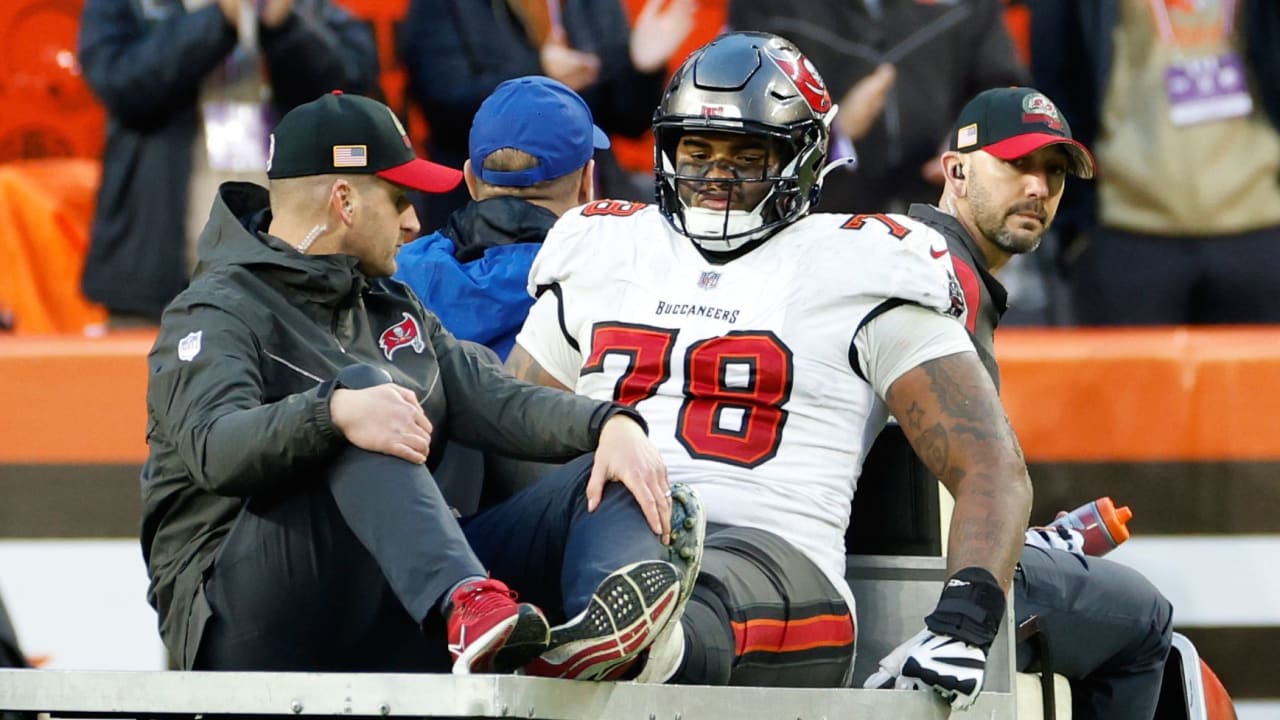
<box><xmin>885</xmin><ymin>351</ymin><xmax>1031</xmax><ymax>586</ymax></box>
<box><xmin>920</xmin><ymin>357</ymin><xmax>1001</xmax><ymax>442</ymax></box>
<box><xmin>505</xmin><ymin>345</ymin><xmax>571</xmax><ymax>392</ymax></box>
<box><xmin>904</xmin><ymin>401</ymin><xmax>925</xmax><ymax>430</ymax></box>
<box><xmin>916</xmin><ymin>422</ymin><xmax>949</xmax><ymax>476</ymax></box>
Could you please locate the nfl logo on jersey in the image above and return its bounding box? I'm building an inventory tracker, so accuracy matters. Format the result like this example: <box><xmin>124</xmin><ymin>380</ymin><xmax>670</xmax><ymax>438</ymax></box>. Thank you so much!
<box><xmin>698</xmin><ymin>271</ymin><xmax>720</xmax><ymax>290</ymax></box>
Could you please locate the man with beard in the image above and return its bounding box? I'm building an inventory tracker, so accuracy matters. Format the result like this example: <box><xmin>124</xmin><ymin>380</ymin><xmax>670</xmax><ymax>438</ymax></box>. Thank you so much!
<box><xmin>861</xmin><ymin>87</ymin><xmax>1175</xmax><ymax>720</ymax></box>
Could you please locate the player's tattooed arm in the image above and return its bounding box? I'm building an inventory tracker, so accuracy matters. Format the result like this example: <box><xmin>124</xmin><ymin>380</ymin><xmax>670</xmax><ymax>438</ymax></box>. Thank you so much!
<box><xmin>505</xmin><ymin>344</ymin><xmax>572</xmax><ymax>392</ymax></box>
<box><xmin>885</xmin><ymin>351</ymin><xmax>1031</xmax><ymax>590</ymax></box>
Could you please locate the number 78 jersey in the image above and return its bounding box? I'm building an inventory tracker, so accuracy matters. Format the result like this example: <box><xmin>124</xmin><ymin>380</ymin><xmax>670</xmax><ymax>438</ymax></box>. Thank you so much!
<box><xmin>515</xmin><ymin>201</ymin><xmax>966</xmax><ymax>596</ymax></box>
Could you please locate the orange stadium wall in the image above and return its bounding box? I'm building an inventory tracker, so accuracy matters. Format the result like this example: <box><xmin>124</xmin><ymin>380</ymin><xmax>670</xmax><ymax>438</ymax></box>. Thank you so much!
<box><xmin>5</xmin><ymin>326</ymin><xmax>1278</xmax><ymax>466</ymax></box>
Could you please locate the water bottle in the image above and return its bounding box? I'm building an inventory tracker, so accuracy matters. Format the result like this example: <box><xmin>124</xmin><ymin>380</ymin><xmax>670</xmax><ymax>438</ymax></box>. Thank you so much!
<box><xmin>1048</xmin><ymin>496</ymin><xmax>1133</xmax><ymax>557</ymax></box>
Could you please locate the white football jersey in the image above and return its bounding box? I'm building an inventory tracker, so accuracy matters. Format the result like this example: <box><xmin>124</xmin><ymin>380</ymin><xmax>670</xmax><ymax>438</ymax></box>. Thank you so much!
<box><xmin>516</xmin><ymin>200</ymin><xmax>973</xmax><ymax>607</ymax></box>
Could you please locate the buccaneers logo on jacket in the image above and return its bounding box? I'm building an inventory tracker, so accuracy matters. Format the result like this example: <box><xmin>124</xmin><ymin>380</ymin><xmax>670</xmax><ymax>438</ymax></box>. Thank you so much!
<box><xmin>379</xmin><ymin>312</ymin><xmax>425</xmax><ymax>360</ymax></box>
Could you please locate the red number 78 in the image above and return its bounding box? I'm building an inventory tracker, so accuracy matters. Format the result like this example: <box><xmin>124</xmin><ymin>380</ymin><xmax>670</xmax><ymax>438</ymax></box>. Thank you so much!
<box><xmin>582</xmin><ymin>322</ymin><xmax>793</xmax><ymax>468</ymax></box>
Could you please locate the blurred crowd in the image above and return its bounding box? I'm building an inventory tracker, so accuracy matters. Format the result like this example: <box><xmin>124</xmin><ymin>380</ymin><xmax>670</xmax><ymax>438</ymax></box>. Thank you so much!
<box><xmin>2</xmin><ymin>0</ymin><xmax>1279</xmax><ymax>332</ymax></box>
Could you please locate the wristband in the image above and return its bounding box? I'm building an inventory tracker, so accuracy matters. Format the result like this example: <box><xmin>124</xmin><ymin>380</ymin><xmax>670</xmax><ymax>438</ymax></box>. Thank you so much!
<box><xmin>924</xmin><ymin>567</ymin><xmax>1006</xmax><ymax>649</ymax></box>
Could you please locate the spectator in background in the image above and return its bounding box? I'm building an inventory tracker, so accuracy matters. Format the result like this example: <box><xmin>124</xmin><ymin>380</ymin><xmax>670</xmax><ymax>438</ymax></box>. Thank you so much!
<box><xmin>78</xmin><ymin>0</ymin><xmax>378</xmax><ymax>325</ymax></box>
<box><xmin>399</xmin><ymin>0</ymin><xmax>694</xmax><ymax>231</ymax></box>
<box><xmin>728</xmin><ymin>0</ymin><xmax>1027</xmax><ymax>216</ymax></box>
<box><xmin>395</xmin><ymin>76</ymin><xmax>607</xmax><ymax>361</ymax></box>
<box><xmin>1030</xmin><ymin>0</ymin><xmax>1280</xmax><ymax>324</ymax></box>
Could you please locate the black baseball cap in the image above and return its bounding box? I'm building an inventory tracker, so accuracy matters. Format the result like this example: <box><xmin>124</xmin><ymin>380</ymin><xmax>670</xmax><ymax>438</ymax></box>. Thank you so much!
<box><xmin>267</xmin><ymin>90</ymin><xmax>462</xmax><ymax>193</ymax></box>
<box><xmin>949</xmin><ymin>87</ymin><xmax>1095</xmax><ymax>179</ymax></box>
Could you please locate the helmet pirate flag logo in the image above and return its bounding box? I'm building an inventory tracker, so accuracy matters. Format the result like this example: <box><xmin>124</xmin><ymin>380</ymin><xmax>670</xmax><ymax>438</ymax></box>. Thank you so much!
<box><xmin>766</xmin><ymin>51</ymin><xmax>832</xmax><ymax>114</ymax></box>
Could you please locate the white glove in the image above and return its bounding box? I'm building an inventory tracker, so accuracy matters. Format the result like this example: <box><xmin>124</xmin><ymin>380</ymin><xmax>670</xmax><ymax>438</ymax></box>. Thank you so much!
<box><xmin>1024</xmin><ymin>524</ymin><xmax>1086</xmax><ymax>557</ymax></box>
<box><xmin>863</xmin><ymin>628</ymin><xmax>988</xmax><ymax>710</ymax></box>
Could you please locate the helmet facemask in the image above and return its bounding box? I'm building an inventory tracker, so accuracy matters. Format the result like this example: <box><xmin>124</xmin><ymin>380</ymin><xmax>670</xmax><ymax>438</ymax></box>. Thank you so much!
<box><xmin>656</xmin><ymin>123</ymin><xmax>826</xmax><ymax>252</ymax></box>
<box><xmin>652</xmin><ymin>32</ymin><xmax>834</xmax><ymax>254</ymax></box>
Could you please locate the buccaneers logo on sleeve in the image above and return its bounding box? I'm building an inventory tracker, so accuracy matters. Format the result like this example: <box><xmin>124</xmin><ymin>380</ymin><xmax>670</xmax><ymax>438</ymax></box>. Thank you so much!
<box><xmin>379</xmin><ymin>312</ymin><xmax>425</xmax><ymax>360</ymax></box>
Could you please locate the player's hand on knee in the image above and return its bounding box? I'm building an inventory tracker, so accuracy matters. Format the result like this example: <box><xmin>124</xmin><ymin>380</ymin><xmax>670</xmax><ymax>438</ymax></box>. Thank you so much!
<box><xmin>588</xmin><ymin>415</ymin><xmax>671</xmax><ymax>541</ymax></box>
<box><xmin>330</xmin><ymin>385</ymin><xmax>433</xmax><ymax>464</ymax></box>
<box><xmin>1024</xmin><ymin>524</ymin><xmax>1086</xmax><ymax>557</ymax></box>
<box><xmin>864</xmin><ymin>628</ymin><xmax>988</xmax><ymax>710</ymax></box>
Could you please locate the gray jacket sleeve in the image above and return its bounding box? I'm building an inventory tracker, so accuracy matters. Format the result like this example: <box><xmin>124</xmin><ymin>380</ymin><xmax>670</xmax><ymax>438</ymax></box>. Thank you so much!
<box><xmin>146</xmin><ymin>303</ymin><xmax>342</xmax><ymax>497</ymax></box>
<box><xmin>428</xmin><ymin>314</ymin><xmax>642</xmax><ymax>460</ymax></box>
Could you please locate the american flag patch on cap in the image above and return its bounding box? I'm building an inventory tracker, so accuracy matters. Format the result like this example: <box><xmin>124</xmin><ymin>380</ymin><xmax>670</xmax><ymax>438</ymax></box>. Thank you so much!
<box><xmin>333</xmin><ymin>145</ymin><xmax>368</xmax><ymax>167</ymax></box>
<box><xmin>956</xmin><ymin>123</ymin><xmax>979</xmax><ymax>149</ymax></box>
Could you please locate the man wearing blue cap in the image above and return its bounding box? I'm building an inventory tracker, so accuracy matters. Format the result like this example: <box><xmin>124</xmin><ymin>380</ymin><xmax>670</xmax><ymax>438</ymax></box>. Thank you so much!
<box><xmin>396</xmin><ymin>76</ymin><xmax>610</xmax><ymax>360</ymax></box>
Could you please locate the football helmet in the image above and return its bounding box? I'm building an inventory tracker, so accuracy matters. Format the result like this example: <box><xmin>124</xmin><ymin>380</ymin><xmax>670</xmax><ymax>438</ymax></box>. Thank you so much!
<box><xmin>654</xmin><ymin>32</ymin><xmax>835</xmax><ymax>252</ymax></box>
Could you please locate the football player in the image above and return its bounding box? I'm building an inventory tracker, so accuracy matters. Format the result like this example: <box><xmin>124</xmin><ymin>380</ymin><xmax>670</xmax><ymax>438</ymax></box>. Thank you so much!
<box><xmin>508</xmin><ymin>32</ymin><xmax>1030</xmax><ymax>708</ymax></box>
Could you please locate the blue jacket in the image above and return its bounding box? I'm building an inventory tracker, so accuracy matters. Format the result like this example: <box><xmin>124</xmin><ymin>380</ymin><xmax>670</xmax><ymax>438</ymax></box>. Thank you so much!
<box><xmin>395</xmin><ymin>197</ymin><xmax>557</xmax><ymax>360</ymax></box>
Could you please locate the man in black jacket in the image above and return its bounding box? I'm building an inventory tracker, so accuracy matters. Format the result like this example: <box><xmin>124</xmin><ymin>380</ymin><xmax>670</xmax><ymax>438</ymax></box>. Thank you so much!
<box><xmin>143</xmin><ymin>91</ymin><xmax>703</xmax><ymax>679</ymax></box>
<box><xmin>866</xmin><ymin>87</ymin><xmax>1174</xmax><ymax>720</ymax></box>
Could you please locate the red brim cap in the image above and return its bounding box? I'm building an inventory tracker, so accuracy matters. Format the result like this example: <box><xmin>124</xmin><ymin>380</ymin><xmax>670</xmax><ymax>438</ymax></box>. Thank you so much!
<box><xmin>984</xmin><ymin>133</ymin><xmax>1096</xmax><ymax>179</ymax></box>
<box><xmin>377</xmin><ymin>157</ymin><xmax>464</xmax><ymax>193</ymax></box>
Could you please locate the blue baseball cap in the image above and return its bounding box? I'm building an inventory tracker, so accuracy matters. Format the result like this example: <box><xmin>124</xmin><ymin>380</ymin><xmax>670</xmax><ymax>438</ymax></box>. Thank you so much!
<box><xmin>469</xmin><ymin>76</ymin><xmax>611</xmax><ymax>187</ymax></box>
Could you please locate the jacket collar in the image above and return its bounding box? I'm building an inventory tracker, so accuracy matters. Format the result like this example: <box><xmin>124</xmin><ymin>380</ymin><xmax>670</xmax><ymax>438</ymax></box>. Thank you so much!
<box><xmin>195</xmin><ymin>182</ymin><xmax>366</xmax><ymax>305</ymax></box>
<box><xmin>443</xmin><ymin>196</ymin><xmax>559</xmax><ymax>262</ymax></box>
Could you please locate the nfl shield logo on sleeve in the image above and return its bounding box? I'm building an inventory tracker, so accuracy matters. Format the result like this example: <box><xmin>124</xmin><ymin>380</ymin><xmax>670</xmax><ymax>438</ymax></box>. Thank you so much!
<box><xmin>178</xmin><ymin>331</ymin><xmax>203</xmax><ymax>362</ymax></box>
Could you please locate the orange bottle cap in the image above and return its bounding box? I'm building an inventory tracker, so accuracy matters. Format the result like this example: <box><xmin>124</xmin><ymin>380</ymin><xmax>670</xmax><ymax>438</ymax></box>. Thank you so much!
<box><xmin>1097</xmin><ymin>496</ymin><xmax>1133</xmax><ymax>545</ymax></box>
